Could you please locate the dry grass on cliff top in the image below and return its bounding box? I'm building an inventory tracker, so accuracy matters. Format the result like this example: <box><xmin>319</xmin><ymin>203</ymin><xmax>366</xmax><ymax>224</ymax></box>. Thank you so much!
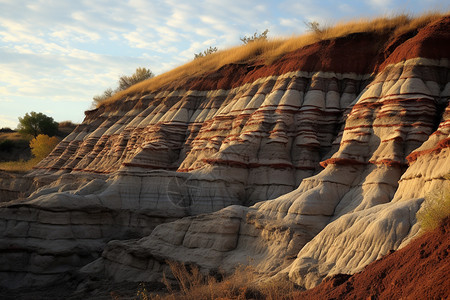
<box><xmin>98</xmin><ymin>12</ymin><xmax>446</xmax><ymax>108</ymax></box>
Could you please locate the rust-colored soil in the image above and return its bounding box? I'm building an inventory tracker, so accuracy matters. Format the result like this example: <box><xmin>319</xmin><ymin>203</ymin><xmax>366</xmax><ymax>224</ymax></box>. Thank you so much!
<box><xmin>163</xmin><ymin>16</ymin><xmax>450</xmax><ymax>93</ymax></box>
<box><xmin>295</xmin><ymin>218</ymin><xmax>450</xmax><ymax>300</ymax></box>
<box><xmin>376</xmin><ymin>16</ymin><xmax>450</xmax><ymax>72</ymax></box>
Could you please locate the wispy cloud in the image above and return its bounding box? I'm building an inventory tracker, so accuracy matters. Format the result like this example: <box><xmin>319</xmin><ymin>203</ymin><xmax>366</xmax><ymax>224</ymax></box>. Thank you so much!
<box><xmin>0</xmin><ymin>0</ymin><xmax>445</xmax><ymax>124</ymax></box>
<box><xmin>0</xmin><ymin>114</ymin><xmax>19</xmax><ymax>129</ymax></box>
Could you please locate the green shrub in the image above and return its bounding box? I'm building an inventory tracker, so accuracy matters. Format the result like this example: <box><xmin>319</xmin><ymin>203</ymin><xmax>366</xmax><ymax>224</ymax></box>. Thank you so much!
<box><xmin>93</xmin><ymin>67</ymin><xmax>154</xmax><ymax>106</ymax></box>
<box><xmin>417</xmin><ymin>175</ymin><xmax>450</xmax><ymax>232</ymax></box>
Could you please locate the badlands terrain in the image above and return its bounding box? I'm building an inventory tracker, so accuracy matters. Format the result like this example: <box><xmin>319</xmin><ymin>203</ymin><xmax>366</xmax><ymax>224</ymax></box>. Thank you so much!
<box><xmin>0</xmin><ymin>14</ymin><xmax>449</xmax><ymax>298</ymax></box>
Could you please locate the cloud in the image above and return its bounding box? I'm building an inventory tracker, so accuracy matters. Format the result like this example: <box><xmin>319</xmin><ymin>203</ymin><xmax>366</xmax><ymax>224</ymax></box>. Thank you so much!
<box><xmin>280</xmin><ymin>18</ymin><xmax>304</xmax><ymax>28</ymax></box>
<box><xmin>0</xmin><ymin>114</ymin><xmax>19</xmax><ymax>129</ymax></box>
<box><xmin>0</xmin><ymin>0</ymin><xmax>444</xmax><ymax>125</ymax></box>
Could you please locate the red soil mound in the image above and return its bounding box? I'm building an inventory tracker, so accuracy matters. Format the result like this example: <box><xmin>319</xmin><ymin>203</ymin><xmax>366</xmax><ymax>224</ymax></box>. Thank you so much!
<box><xmin>166</xmin><ymin>16</ymin><xmax>450</xmax><ymax>92</ymax></box>
<box><xmin>376</xmin><ymin>15</ymin><xmax>450</xmax><ymax>72</ymax></box>
<box><xmin>296</xmin><ymin>218</ymin><xmax>450</xmax><ymax>300</ymax></box>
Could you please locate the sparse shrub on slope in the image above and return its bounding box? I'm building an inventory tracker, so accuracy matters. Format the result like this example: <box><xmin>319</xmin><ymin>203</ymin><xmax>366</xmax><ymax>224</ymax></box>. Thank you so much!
<box><xmin>118</xmin><ymin>67</ymin><xmax>154</xmax><ymax>91</ymax></box>
<box><xmin>304</xmin><ymin>21</ymin><xmax>328</xmax><ymax>40</ymax></box>
<box><xmin>194</xmin><ymin>46</ymin><xmax>218</xmax><ymax>59</ymax></box>
<box><xmin>93</xmin><ymin>88</ymin><xmax>116</xmax><ymax>105</ymax></box>
<box><xmin>305</xmin><ymin>21</ymin><xmax>323</xmax><ymax>34</ymax></box>
<box><xmin>93</xmin><ymin>67</ymin><xmax>154</xmax><ymax>106</ymax></box>
<box><xmin>416</xmin><ymin>174</ymin><xmax>450</xmax><ymax>232</ymax></box>
<box><xmin>240</xmin><ymin>29</ymin><xmax>269</xmax><ymax>44</ymax></box>
<box><xmin>139</xmin><ymin>261</ymin><xmax>298</xmax><ymax>300</ymax></box>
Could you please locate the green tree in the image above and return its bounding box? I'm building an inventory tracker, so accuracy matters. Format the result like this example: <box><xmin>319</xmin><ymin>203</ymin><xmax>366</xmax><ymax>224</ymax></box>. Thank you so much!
<box><xmin>240</xmin><ymin>29</ymin><xmax>269</xmax><ymax>44</ymax></box>
<box><xmin>29</xmin><ymin>134</ymin><xmax>60</xmax><ymax>159</ymax></box>
<box><xmin>118</xmin><ymin>67</ymin><xmax>154</xmax><ymax>91</ymax></box>
<box><xmin>17</xmin><ymin>112</ymin><xmax>59</xmax><ymax>138</ymax></box>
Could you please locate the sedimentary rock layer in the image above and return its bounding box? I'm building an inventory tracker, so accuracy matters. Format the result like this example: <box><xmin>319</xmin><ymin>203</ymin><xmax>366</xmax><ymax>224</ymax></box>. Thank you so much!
<box><xmin>0</xmin><ymin>16</ymin><xmax>449</xmax><ymax>289</ymax></box>
<box><xmin>90</xmin><ymin>56</ymin><xmax>450</xmax><ymax>289</ymax></box>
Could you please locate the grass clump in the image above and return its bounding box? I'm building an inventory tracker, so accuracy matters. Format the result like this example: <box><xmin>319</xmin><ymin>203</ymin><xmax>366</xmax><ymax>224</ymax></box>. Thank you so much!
<box><xmin>416</xmin><ymin>174</ymin><xmax>450</xmax><ymax>232</ymax></box>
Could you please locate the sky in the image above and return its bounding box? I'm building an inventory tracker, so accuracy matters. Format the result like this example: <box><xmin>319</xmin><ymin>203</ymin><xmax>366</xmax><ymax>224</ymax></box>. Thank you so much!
<box><xmin>0</xmin><ymin>0</ymin><xmax>448</xmax><ymax>129</ymax></box>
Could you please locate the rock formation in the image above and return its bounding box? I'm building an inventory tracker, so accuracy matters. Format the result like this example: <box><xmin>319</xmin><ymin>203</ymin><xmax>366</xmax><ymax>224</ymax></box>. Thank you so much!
<box><xmin>297</xmin><ymin>217</ymin><xmax>450</xmax><ymax>299</ymax></box>
<box><xmin>0</xmin><ymin>15</ymin><xmax>449</xmax><ymax>293</ymax></box>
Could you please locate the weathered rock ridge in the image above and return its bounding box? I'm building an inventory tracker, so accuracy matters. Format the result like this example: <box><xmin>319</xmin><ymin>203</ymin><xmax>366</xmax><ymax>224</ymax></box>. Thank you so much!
<box><xmin>0</xmin><ymin>16</ymin><xmax>449</xmax><ymax>291</ymax></box>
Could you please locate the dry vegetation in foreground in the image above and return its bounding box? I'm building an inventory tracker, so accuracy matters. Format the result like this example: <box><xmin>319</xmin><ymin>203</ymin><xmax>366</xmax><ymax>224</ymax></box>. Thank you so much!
<box><xmin>98</xmin><ymin>12</ymin><xmax>446</xmax><ymax>108</ymax></box>
<box><xmin>416</xmin><ymin>174</ymin><xmax>450</xmax><ymax>232</ymax></box>
<box><xmin>0</xmin><ymin>158</ymin><xmax>41</xmax><ymax>172</ymax></box>
<box><xmin>133</xmin><ymin>261</ymin><xmax>299</xmax><ymax>300</ymax></box>
<box><xmin>0</xmin><ymin>134</ymin><xmax>60</xmax><ymax>172</ymax></box>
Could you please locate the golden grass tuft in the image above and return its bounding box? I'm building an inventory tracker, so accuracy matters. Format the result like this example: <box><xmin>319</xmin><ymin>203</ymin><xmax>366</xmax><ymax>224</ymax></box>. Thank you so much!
<box><xmin>139</xmin><ymin>261</ymin><xmax>298</xmax><ymax>300</ymax></box>
<box><xmin>0</xmin><ymin>157</ymin><xmax>41</xmax><ymax>172</ymax></box>
<box><xmin>416</xmin><ymin>174</ymin><xmax>450</xmax><ymax>232</ymax></box>
<box><xmin>97</xmin><ymin>12</ymin><xmax>446</xmax><ymax>108</ymax></box>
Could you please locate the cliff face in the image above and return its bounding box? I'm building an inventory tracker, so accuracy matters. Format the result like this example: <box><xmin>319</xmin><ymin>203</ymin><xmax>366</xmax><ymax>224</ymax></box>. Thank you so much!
<box><xmin>0</xmin><ymin>16</ymin><xmax>449</xmax><ymax>290</ymax></box>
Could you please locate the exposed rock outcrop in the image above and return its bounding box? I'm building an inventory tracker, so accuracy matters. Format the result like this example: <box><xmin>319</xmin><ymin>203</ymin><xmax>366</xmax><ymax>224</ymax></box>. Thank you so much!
<box><xmin>86</xmin><ymin>56</ymin><xmax>450</xmax><ymax>289</ymax></box>
<box><xmin>0</xmin><ymin>15</ymin><xmax>449</xmax><ymax>292</ymax></box>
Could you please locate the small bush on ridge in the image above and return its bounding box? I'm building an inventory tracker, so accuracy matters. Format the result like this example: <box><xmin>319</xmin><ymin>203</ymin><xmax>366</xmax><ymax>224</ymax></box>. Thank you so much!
<box><xmin>194</xmin><ymin>46</ymin><xmax>218</xmax><ymax>59</ymax></box>
<box><xmin>417</xmin><ymin>175</ymin><xmax>450</xmax><ymax>232</ymax></box>
<box><xmin>240</xmin><ymin>29</ymin><xmax>269</xmax><ymax>44</ymax></box>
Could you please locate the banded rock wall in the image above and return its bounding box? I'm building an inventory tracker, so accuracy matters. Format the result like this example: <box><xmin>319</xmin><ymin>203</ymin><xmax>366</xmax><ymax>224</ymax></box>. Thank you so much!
<box><xmin>1</xmin><ymin>69</ymin><xmax>365</xmax><ymax>288</ymax></box>
<box><xmin>0</xmin><ymin>16</ymin><xmax>449</xmax><ymax>290</ymax></box>
<box><xmin>87</xmin><ymin>57</ymin><xmax>450</xmax><ymax>289</ymax></box>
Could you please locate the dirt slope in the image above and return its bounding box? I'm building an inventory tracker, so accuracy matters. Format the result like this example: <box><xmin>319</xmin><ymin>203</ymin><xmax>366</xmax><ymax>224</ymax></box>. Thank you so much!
<box><xmin>297</xmin><ymin>218</ymin><xmax>450</xmax><ymax>299</ymax></box>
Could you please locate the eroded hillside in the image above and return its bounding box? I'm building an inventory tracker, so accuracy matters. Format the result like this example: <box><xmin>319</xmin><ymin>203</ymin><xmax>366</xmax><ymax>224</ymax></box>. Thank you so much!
<box><xmin>0</xmin><ymin>15</ymin><xmax>449</xmax><ymax>294</ymax></box>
